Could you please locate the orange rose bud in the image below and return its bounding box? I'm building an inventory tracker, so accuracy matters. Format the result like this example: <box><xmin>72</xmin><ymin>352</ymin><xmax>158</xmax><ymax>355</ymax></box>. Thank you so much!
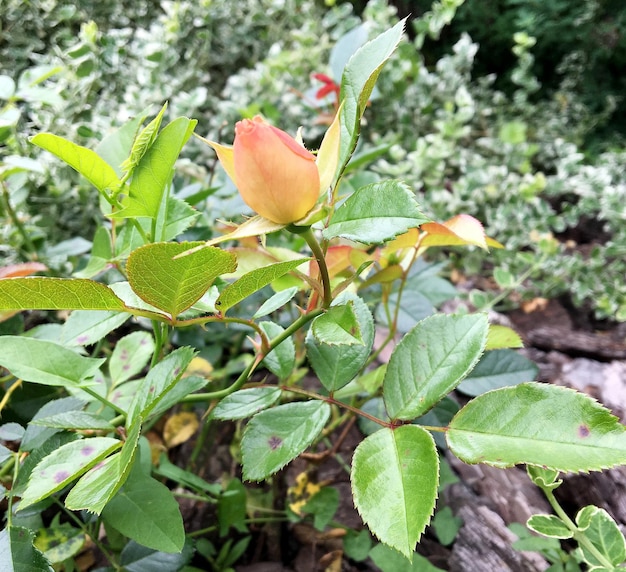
<box><xmin>232</xmin><ymin>116</ymin><xmax>320</xmax><ymax>224</ymax></box>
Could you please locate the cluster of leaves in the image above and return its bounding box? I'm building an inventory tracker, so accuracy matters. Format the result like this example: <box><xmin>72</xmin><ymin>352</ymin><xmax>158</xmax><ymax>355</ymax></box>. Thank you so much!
<box><xmin>209</xmin><ymin>0</ymin><xmax>626</xmax><ymax>321</ymax></box>
<box><xmin>1</xmin><ymin>10</ymin><xmax>626</xmax><ymax>571</ymax></box>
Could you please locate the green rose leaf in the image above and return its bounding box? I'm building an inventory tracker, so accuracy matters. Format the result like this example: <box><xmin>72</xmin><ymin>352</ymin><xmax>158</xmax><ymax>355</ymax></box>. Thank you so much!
<box><xmin>60</xmin><ymin>310</ymin><xmax>130</xmax><ymax>347</ymax></box>
<box><xmin>74</xmin><ymin>226</ymin><xmax>113</xmax><ymax>279</ymax></box>
<box><xmin>241</xmin><ymin>401</ymin><xmax>330</xmax><ymax>481</ymax></box>
<box><xmin>213</xmin><ymin>387</ymin><xmax>282</xmax><ymax>421</ymax></box>
<box><xmin>456</xmin><ymin>349</ymin><xmax>538</xmax><ymax>397</ymax></box>
<box><xmin>351</xmin><ymin>425</ymin><xmax>439</xmax><ymax>559</ymax></box>
<box><xmin>127</xmin><ymin>346</ymin><xmax>196</xmax><ymax>423</ymax></box>
<box><xmin>0</xmin><ymin>336</ymin><xmax>105</xmax><ymax>387</ymax></box>
<box><xmin>18</xmin><ymin>437</ymin><xmax>121</xmax><ymax>510</ymax></box>
<box><xmin>0</xmin><ymin>526</ymin><xmax>54</xmax><ymax>572</ymax></box>
<box><xmin>101</xmin><ymin>465</ymin><xmax>185</xmax><ymax>553</ymax></box>
<box><xmin>0</xmin><ymin>278</ymin><xmax>127</xmax><ymax>311</ymax></box>
<box><xmin>109</xmin><ymin>331</ymin><xmax>155</xmax><ymax>386</ymax></box>
<box><xmin>126</xmin><ymin>242</ymin><xmax>236</xmax><ymax>318</ymax></box>
<box><xmin>253</xmin><ymin>286</ymin><xmax>299</xmax><ymax>319</ymax></box>
<box><xmin>383</xmin><ymin>313</ymin><xmax>489</xmax><ymax>420</ymax></box>
<box><xmin>447</xmin><ymin>382</ymin><xmax>626</xmax><ymax>472</ymax></box>
<box><xmin>339</xmin><ymin>18</ymin><xmax>406</xmax><ymax>175</ymax></box>
<box><xmin>95</xmin><ymin>111</ymin><xmax>148</xmax><ymax>177</ymax></box>
<box><xmin>162</xmin><ymin>196</ymin><xmax>200</xmax><ymax>241</ymax></box>
<box><xmin>31</xmin><ymin>133</ymin><xmax>120</xmax><ymax>195</ymax></box>
<box><xmin>31</xmin><ymin>411</ymin><xmax>114</xmax><ymax>431</ymax></box>
<box><xmin>259</xmin><ymin>321</ymin><xmax>295</xmax><ymax>380</ymax></box>
<box><xmin>306</xmin><ymin>292</ymin><xmax>374</xmax><ymax>392</ymax></box>
<box><xmin>311</xmin><ymin>301</ymin><xmax>363</xmax><ymax>346</ymax></box>
<box><xmin>120</xmin><ymin>102</ymin><xmax>167</xmax><ymax>174</ymax></box>
<box><xmin>323</xmin><ymin>181</ymin><xmax>429</xmax><ymax>244</ymax></box>
<box><xmin>65</xmin><ymin>417</ymin><xmax>141</xmax><ymax>514</ymax></box>
<box><xmin>111</xmin><ymin>116</ymin><xmax>197</xmax><ymax>220</ymax></box>
<box><xmin>216</xmin><ymin>258</ymin><xmax>308</xmax><ymax>315</ymax></box>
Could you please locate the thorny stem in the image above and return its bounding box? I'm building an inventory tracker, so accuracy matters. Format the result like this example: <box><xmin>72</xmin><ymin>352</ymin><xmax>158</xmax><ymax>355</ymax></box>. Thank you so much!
<box><xmin>280</xmin><ymin>385</ymin><xmax>390</xmax><ymax>428</ymax></box>
<box><xmin>183</xmin><ymin>308</ymin><xmax>324</xmax><ymax>403</ymax></box>
<box><xmin>300</xmin><ymin>227</ymin><xmax>332</xmax><ymax>308</ymax></box>
<box><xmin>542</xmin><ymin>487</ymin><xmax>616</xmax><ymax>570</ymax></box>
<box><xmin>277</xmin><ymin>385</ymin><xmax>446</xmax><ymax>435</ymax></box>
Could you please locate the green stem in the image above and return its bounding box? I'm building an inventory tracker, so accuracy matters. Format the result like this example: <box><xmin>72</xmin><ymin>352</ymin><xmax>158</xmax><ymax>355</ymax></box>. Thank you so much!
<box><xmin>6</xmin><ymin>453</ymin><xmax>18</xmax><ymax>527</ymax></box>
<box><xmin>1</xmin><ymin>180</ymin><xmax>36</xmax><ymax>256</ymax></box>
<box><xmin>543</xmin><ymin>487</ymin><xmax>616</xmax><ymax>570</ymax></box>
<box><xmin>183</xmin><ymin>308</ymin><xmax>324</xmax><ymax>403</ymax></box>
<box><xmin>150</xmin><ymin>320</ymin><xmax>167</xmax><ymax>368</ymax></box>
<box><xmin>280</xmin><ymin>385</ymin><xmax>391</xmax><ymax>429</ymax></box>
<box><xmin>79</xmin><ymin>384</ymin><xmax>126</xmax><ymax>416</ymax></box>
<box><xmin>174</xmin><ymin>315</ymin><xmax>267</xmax><ymax>343</ymax></box>
<box><xmin>301</xmin><ymin>227</ymin><xmax>332</xmax><ymax>308</ymax></box>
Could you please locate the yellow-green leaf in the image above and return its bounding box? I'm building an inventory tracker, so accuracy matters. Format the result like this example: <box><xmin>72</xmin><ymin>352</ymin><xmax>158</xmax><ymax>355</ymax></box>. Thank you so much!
<box><xmin>126</xmin><ymin>242</ymin><xmax>236</xmax><ymax>318</ymax></box>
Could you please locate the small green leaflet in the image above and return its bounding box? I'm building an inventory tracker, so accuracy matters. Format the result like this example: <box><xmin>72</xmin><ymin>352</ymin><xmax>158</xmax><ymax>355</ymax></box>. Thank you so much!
<box><xmin>216</xmin><ymin>258</ymin><xmax>309</xmax><ymax>315</ymax></box>
<box><xmin>111</xmin><ymin>116</ymin><xmax>197</xmax><ymax>220</ymax></box>
<box><xmin>351</xmin><ymin>425</ymin><xmax>439</xmax><ymax>559</ymax></box>
<box><xmin>65</xmin><ymin>418</ymin><xmax>141</xmax><ymax>514</ymax></box>
<box><xmin>241</xmin><ymin>401</ymin><xmax>330</xmax><ymax>481</ymax></box>
<box><xmin>306</xmin><ymin>292</ymin><xmax>375</xmax><ymax>392</ymax></box>
<box><xmin>447</xmin><ymin>382</ymin><xmax>626</xmax><ymax>472</ymax></box>
<box><xmin>109</xmin><ymin>331</ymin><xmax>155</xmax><ymax>386</ymax></box>
<box><xmin>383</xmin><ymin>313</ymin><xmax>489</xmax><ymax>420</ymax></box>
<box><xmin>60</xmin><ymin>310</ymin><xmax>130</xmax><ymax>347</ymax></box>
<box><xmin>311</xmin><ymin>302</ymin><xmax>363</xmax><ymax>346</ymax></box>
<box><xmin>253</xmin><ymin>286</ymin><xmax>298</xmax><ymax>319</ymax></box>
<box><xmin>323</xmin><ymin>181</ymin><xmax>429</xmax><ymax>244</ymax></box>
<box><xmin>74</xmin><ymin>226</ymin><xmax>112</xmax><ymax>279</ymax></box>
<box><xmin>120</xmin><ymin>102</ymin><xmax>167</xmax><ymax>174</ymax></box>
<box><xmin>456</xmin><ymin>349</ymin><xmax>538</xmax><ymax>397</ymax></box>
<box><xmin>338</xmin><ymin>18</ymin><xmax>406</xmax><ymax>175</ymax></box>
<box><xmin>0</xmin><ymin>336</ymin><xmax>105</xmax><ymax>387</ymax></box>
<box><xmin>31</xmin><ymin>132</ymin><xmax>120</xmax><ymax>195</ymax></box>
<box><xmin>0</xmin><ymin>278</ymin><xmax>127</xmax><ymax>311</ymax></box>
<box><xmin>127</xmin><ymin>346</ymin><xmax>196</xmax><ymax>423</ymax></box>
<box><xmin>18</xmin><ymin>437</ymin><xmax>121</xmax><ymax>510</ymax></box>
<box><xmin>259</xmin><ymin>322</ymin><xmax>295</xmax><ymax>380</ymax></box>
<box><xmin>30</xmin><ymin>411</ymin><xmax>114</xmax><ymax>431</ymax></box>
<box><xmin>213</xmin><ymin>387</ymin><xmax>282</xmax><ymax>421</ymax></box>
<box><xmin>126</xmin><ymin>242</ymin><xmax>236</xmax><ymax>318</ymax></box>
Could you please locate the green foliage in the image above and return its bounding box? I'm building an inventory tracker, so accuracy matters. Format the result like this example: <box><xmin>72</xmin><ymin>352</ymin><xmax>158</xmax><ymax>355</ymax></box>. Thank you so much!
<box><xmin>351</xmin><ymin>425</ymin><xmax>439</xmax><ymax>558</ymax></box>
<box><xmin>0</xmin><ymin>4</ymin><xmax>625</xmax><ymax>570</ymax></box>
<box><xmin>323</xmin><ymin>180</ymin><xmax>430</xmax><ymax>243</ymax></box>
<box><xmin>448</xmin><ymin>383</ymin><xmax>626</xmax><ymax>471</ymax></box>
